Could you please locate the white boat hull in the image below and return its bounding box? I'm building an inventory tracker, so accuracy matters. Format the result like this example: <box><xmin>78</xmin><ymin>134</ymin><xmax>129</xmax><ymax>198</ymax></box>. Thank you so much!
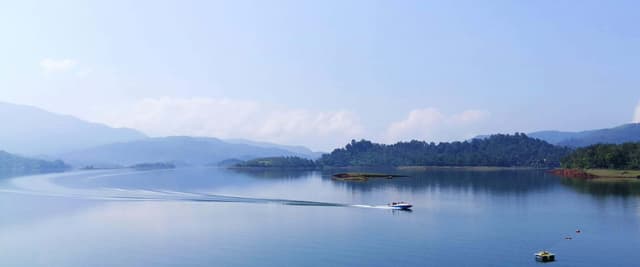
<box><xmin>389</xmin><ymin>204</ymin><xmax>413</xmax><ymax>210</ymax></box>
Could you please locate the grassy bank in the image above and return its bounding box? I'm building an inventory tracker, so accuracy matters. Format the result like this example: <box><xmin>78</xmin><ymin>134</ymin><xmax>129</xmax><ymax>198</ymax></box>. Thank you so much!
<box><xmin>584</xmin><ymin>169</ymin><xmax>640</xmax><ymax>179</ymax></box>
<box><xmin>551</xmin><ymin>168</ymin><xmax>640</xmax><ymax>181</ymax></box>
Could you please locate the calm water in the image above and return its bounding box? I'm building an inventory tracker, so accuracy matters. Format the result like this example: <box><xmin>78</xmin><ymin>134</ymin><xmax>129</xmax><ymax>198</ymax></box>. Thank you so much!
<box><xmin>1</xmin><ymin>167</ymin><xmax>639</xmax><ymax>266</ymax></box>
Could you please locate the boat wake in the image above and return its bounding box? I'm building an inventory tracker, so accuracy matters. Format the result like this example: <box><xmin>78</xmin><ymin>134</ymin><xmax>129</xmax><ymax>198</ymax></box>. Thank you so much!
<box><xmin>0</xmin><ymin>170</ymin><xmax>395</xmax><ymax>209</ymax></box>
<box><xmin>350</xmin><ymin>204</ymin><xmax>396</xmax><ymax>209</ymax></box>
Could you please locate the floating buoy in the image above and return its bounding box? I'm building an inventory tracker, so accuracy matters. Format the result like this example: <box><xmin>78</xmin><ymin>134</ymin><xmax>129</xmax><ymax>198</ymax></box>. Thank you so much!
<box><xmin>535</xmin><ymin>251</ymin><xmax>556</xmax><ymax>262</ymax></box>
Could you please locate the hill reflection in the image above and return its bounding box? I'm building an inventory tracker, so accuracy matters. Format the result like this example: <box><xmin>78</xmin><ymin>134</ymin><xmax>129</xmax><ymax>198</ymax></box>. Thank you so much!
<box><xmin>230</xmin><ymin>168</ymin><xmax>640</xmax><ymax>198</ymax></box>
<box><xmin>560</xmin><ymin>178</ymin><xmax>640</xmax><ymax>197</ymax></box>
<box><xmin>230</xmin><ymin>168</ymin><xmax>559</xmax><ymax>195</ymax></box>
<box><xmin>328</xmin><ymin>169</ymin><xmax>559</xmax><ymax>195</ymax></box>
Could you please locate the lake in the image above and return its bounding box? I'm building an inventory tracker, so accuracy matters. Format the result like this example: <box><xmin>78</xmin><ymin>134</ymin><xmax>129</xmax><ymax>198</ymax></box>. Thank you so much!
<box><xmin>1</xmin><ymin>167</ymin><xmax>639</xmax><ymax>266</ymax></box>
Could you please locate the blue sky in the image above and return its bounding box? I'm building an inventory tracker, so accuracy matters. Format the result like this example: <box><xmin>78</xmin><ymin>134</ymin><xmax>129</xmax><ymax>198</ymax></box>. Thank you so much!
<box><xmin>1</xmin><ymin>0</ymin><xmax>639</xmax><ymax>150</ymax></box>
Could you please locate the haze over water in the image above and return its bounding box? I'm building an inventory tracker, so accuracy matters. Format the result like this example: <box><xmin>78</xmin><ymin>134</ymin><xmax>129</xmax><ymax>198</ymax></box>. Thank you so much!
<box><xmin>1</xmin><ymin>168</ymin><xmax>638</xmax><ymax>267</ymax></box>
<box><xmin>2</xmin><ymin>1</ymin><xmax>640</xmax><ymax>266</ymax></box>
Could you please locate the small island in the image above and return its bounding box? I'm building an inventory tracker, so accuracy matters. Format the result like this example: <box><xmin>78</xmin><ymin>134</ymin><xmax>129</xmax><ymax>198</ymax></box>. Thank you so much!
<box><xmin>130</xmin><ymin>162</ymin><xmax>176</xmax><ymax>171</ymax></box>
<box><xmin>231</xmin><ymin>156</ymin><xmax>317</xmax><ymax>169</ymax></box>
<box><xmin>332</xmin><ymin>173</ymin><xmax>407</xmax><ymax>181</ymax></box>
<box><xmin>214</xmin><ymin>158</ymin><xmax>244</xmax><ymax>167</ymax></box>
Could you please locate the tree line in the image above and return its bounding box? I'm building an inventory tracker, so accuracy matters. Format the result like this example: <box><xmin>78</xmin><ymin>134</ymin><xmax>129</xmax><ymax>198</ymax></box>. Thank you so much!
<box><xmin>234</xmin><ymin>134</ymin><xmax>572</xmax><ymax>168</ymax></box>
<box><xmin>233</xmin><ymin>156</ymin><xmax>317</xmax><ymax>168</ymax></box>
<box><xmin>561</xmin><ymin>143</ymin><xmax>640</xmax><ymax>169</ymax></box>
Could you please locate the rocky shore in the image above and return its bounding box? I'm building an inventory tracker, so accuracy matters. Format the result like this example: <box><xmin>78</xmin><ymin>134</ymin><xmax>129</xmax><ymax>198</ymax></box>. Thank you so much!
<box><xmin>548</xmin><ymin>169</ymin><xmax>598</xmax><ymax>179</ymax></box>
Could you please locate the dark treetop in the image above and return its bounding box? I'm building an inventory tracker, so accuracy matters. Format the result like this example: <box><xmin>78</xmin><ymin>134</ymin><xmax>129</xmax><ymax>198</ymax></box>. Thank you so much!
<box><xmin>561</xmin><ymin>142</ymin><xmax>640</xmax><ymax>170</ymax></box>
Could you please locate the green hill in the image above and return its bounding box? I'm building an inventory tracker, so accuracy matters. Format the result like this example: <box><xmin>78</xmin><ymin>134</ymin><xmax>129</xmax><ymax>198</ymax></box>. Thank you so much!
<box><xmin>318</xmin><ymin>133</ymin><xmax>570</xmax><ymax>168</ymax></box>
<box><xmin>561</xmin><ymin>142</ymin><xmax>640</xmax><ymax>170</ymax></box>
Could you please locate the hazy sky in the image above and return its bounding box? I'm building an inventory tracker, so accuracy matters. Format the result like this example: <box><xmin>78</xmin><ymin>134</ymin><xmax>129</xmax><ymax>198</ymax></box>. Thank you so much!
<box><xmin>1</xmin><ymin>0</ymin><xmax>639</xmax><ymax>150</ymax></box>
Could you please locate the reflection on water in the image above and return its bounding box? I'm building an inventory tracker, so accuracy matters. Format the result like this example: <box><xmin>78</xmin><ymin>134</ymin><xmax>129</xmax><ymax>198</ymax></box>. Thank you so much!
<box><xmin>231</xmin><ymin>167</ymin><xmax>640</xmax><ymax>199</ymax></box>
<box><xmin>231</xmin><ymin>168</ymin><xmax>558</xmax><ymax>195</ymax></box>
<box><xmin>327</xmin><ymin>169</ymin><xmax>559</xmax><ymax>195</ymax></box>
<box><xmin>227</xmin><ymin>168</ymin><xmax>318</xmax><ymax>180</ymax></box>
<box><xmin>0</xmin><ymin>167</ymin><xmax>639</xmax><ymax>267</ymax></box>
<box><xmin>561</xmin><ymin>178</ymin><xmax>640</xmax><ymax>197</ymax></box>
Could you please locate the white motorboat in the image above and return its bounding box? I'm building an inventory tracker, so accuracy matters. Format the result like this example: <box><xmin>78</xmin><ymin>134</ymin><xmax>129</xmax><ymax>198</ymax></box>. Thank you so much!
<box><xmin>388</xmin><ymin>202</ymin><xmax>413</xmax><ymax>210</ymax></box>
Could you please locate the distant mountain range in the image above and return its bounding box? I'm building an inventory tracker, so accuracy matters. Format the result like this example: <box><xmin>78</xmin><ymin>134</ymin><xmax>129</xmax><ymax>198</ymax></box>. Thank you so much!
<box><xmin>528</xmin><ymin>123</ymin><xmax>640</xmax><ymax>147</ymax></box>
<box><xmin>0</xmin><ymin>102</ymin><xmax>147</xmax><ymax>156</ymax></box>
<box><xmin>3</xmin><ymin>101</ymin><xmax>638</xmax><ymax>170</ymax></box>
<box><xmin>59</xmin><ymin>136</ymin><xmax>318</xmax><ymax>167</ymax></box>
<box><xmin>224</xmin><ymin>139</ymin><xmax>323</xmax><ymax>159</ymax></box>
<box><xmin>0</xmin><ymin>102</ymin><xmax>321</xmax><ymax>167</ymax></box>
<box><xmin>473</xmin><ymin>123</ymin><xmax>640</xmax><ymax>148</ymax></box>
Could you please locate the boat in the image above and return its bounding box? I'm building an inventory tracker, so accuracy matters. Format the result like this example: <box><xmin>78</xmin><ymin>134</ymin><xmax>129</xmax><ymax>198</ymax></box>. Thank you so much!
<box><xmin>535</xmin><ymin>251</ymin><xmax>555</xmax><ymax>262</ymax></box>
<box><xmin>388</xmin><ymin>202</ymin><xmax>413</xmax><ymax>210</ymax></box>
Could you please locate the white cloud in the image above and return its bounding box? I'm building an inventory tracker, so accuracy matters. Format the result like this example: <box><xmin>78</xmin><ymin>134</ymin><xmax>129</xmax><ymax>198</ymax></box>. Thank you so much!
<box><xmin>75</xmin><ymin>68</ymin><xmax>92</xmax><ymax>77</ymax></box>
<box><xmin>385</xmin><ymin>108</ymin><xmax>490</xmax><ymax>143</ymax></box>
<box><xmin>451</xmin><ymin>109</ymin><xmax>489</xmax><ymax>124</ymax></box>
<box><xmin>634</xmin><ymin>101</ymin><xmax>640</xmax><ymax>123</ymax></box>
<box><xmin>40</xmin><ymin>58</ymin><xmax>78</xmax><ymax>74</ymax></box>
<box><xmin>104</xmin><ymin>97</ymin><xmax>364</xmax><ymax>150</ymax></box>
<box><xmin>98</xmin><ymin>98</ymin><xmax>491</xmax><ymax>149</ymax></box>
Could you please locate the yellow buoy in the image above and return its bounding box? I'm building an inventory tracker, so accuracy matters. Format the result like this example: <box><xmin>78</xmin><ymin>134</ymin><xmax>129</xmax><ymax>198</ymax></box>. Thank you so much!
<box><xmin>535</xmin><ymin>251</ymin><xmax>556</xmax><ymax>262</ymax></box>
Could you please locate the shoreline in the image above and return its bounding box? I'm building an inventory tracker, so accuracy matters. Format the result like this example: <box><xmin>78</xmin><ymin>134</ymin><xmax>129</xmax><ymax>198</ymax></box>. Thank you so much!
<box><xmin>397</xmin><ymin>166</ymin><xmax>544</xmax><ymax>171</ymax></box>
<box><xmin>229</xmin><ymin>165</ymin><xmax>547</xmax><ymax>172</ymax></box>
<box><xmin>550</xmin><ymin>168</ymin><xmax>640</xmax><ymax>180</ymax></box>
<box><xmin>332</xmin><ymin>172</ymin><xmax>407</xmax><ymax>181</ymax></box>
<box><xmin>227</xmin><ymin>166</ymin><xmax>317</xmax><ymax>170</ymax></box>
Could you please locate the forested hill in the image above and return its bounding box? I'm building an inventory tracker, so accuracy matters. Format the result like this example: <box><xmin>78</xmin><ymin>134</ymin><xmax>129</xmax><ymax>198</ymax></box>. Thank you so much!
<box><xmin>561</xmin><ymin>143</ymin><xmax>640</xmax><ymax>169</ymax></box>
<box><xmin>0</xmin><ymin>150</ymin><xmax>70</xmax><ymax>178</ymax></box>
<box><xmin>318</xmin><ymin>134</ymin><xmax>571</xmax><ymax>168</ymax></box>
